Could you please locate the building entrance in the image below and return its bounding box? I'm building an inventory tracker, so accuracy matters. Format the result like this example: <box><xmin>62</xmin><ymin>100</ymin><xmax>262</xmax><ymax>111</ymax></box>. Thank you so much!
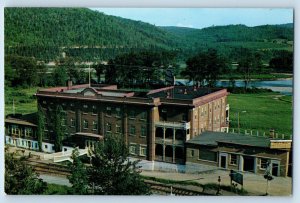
<box><xmin>243</xmin><ymin>156</ymin><xmax>255</xmax><ymax>172</ymax></box>
<box><xmin>220</xmin><ymin>156</ymin><xmax>227</xmax><ymax>168</ymax></box>
<box><xmin>272</xmin><ymin>162</ymin><xmax>279</xmax><ymax>176</ymax></box>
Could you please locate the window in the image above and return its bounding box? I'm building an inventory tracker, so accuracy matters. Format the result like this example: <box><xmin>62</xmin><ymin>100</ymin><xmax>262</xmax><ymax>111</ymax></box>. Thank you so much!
<box><xmin>45</xmin><ymin>144</ymin><xmax>48</xmax><ymax>149</ymax></box>
<box><xmin>35</xmin><ymin>143</ymin><xmax>38</xmax><ymax>149</ymax></box>
<box><xmin>106</xmin><ymin>107</ymin><xmax>112</xmax><ymax>116</ymax></box>
<box><xmin>141</xmin><ymin>126</ymin><xmax>146</xmax><ymax>137</ymax></box>
<box><xmin>199</xmin><ymin>149</ymin><xmax>217</xmax><ymax>162</ymax></box>
<box><xmin>25</xmin><ymin>128</ymin><xmax>32</xmax><ymax>137</ymax></box>
<box><xmin>130</xmin><ymin>125</ymin><xmax>136</xmax><ymax>135</ymax></box>
<box><xmin>141</xmin><ymin>112</ymin><xmax>147</xmax><ymax>120</ymax></box>
<box><xmin>260</xmin><ymin>158</ymin><xmax>269</xmax><ymax>170</ymax></box>
<box><xmin>129</xmin><ymin>110</ymin><xmax>135</xmax><ymax>119</ymax></box>
<box><xmin>116</xmin><ymin>108</ymin><xmax>121</xmax><ymax>117</ymax></box>
<box><xmin>83</xmin><ymin>104</ymin><xmax>88</xmax><ymax>109</ymax></box>
<box><xmin>93</xmin><ymin>121</ymin><xmax>98</xmax><ymax>131</ymax></box>
<box><xmin>106</xmin><ymin>123</ymin><xmax>112</xmax><ymax>132</ymax></box>
<box><xmin>52</xmin><ymin>146</ymin><xmax>55</xmax><ymax>151</ymax></box>
<box><xmin>140</xmin><ymin>145</ymin><xmax>147</xmax><ymax>156</ymax></box>
<box><xmin>191</xmin><ymin>150</ymin><xmax>195</xmax><ymax>157</ymax></box>
<box><xmin>70</xmin><ymin>118</ymin><xmax>75</xmax><ymax>127</ymax></box>
<box><xmin>116</xmin><ymin>125</ymin><xmax>121</xmax><ymax>133</ymax></box>
<box><xmin>83</xmin><ymin>120</ymin><xmax>88</xmax><ymax>129</ymax></box>
<box><xmin>11</xmin><ymin>125</ymin><xmax>19</xmax><ymax>134</ymax></box>
<box><xmin>92</xmin><ymin>105</ymin><xmax>97</xmax><ymax>115</ymax></box>
<box><xmin>129</xmin><ymin>144</ymin><xmax>137</xmax><ymax>155</ymax></box>
<box><xmin>230</xmin><ymin>154</ymin><xmax>238</xmax><ymax>165</ymax></box>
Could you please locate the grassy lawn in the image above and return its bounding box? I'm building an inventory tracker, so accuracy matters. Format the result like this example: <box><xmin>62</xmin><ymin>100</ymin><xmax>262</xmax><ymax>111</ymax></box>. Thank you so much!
<box><xmin>5</xmin><ymin>87</ymin><xmax>38</xmax><ymax>116</ymax></box>
<box><xmin>228</xmin><ymin>93</ymin><xmax>293</xmax><ymax>138</ymax></box>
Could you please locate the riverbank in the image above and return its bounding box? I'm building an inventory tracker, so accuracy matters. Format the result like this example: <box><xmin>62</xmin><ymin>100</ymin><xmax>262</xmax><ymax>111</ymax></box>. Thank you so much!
<box><xmin>219</xmin><ymin>73</ymin><xmax>292</xmax><ymax>81</ymax></box>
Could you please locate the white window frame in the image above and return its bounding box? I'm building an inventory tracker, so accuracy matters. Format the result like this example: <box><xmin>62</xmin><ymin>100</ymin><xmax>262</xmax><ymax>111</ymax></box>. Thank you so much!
<box><xmin>129</xmin><ymin>144</ymin><xmax>137</xmax><ymax>155</ymax></box>
<box><xmin>140</xmin><ymin>145</ymin><xmax>147</xmax><ymax>157</ymax></box>
<box><xmin>83</xmin><ymin>120</ymin><xmax>88</xmax><ymax>129</ymax></box>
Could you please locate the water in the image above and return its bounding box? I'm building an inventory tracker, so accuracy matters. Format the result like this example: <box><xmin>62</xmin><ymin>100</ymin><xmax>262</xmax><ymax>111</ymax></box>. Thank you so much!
<box><xmin>176</xmin><ymin>78</ymin><xmax>293</xmax><ymax>95</ymax></box>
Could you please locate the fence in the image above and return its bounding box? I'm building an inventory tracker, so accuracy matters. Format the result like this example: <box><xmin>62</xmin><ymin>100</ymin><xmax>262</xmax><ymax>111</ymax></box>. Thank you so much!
<box><xmin>228</xmin><ymin>128</ymin><xmax>292</xmax><ymax>140</ymax></box>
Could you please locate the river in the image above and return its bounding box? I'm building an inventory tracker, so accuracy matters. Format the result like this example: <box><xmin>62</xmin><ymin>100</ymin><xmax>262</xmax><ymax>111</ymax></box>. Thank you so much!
<box><xmin>176</xmin><ymin>78</ymin><xmax>293</xmax><ymax>95</ymax></box>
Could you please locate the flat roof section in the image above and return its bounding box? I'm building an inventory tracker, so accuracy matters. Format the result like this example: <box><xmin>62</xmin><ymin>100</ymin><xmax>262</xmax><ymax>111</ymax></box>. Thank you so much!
<box><xmin>147</xmin><ymin>86</ymin><xmax>223</xmax><ymax>100</ymax></box>
<box><xmin>187</xmin><ymin>131</ymin><xmax>273</xmax><ymax>148</ymax></box>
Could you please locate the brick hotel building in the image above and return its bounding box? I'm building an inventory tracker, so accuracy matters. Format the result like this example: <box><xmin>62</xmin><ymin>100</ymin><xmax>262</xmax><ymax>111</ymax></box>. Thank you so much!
<box><xmin>34</xmin><ymin>82</ymin><xmax>230</xmax><ymax>163</ymax></box>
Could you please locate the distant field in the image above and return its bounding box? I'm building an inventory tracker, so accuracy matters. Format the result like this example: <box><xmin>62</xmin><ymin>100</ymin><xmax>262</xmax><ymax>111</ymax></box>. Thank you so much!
<box><xmin>228</xmin><ymin>93</ymin><xmax>293</xmax><ymax>138</ymax></box>
<box><xmin>5</xmin><ymin>87</ymin><xmax>38</xmax><ymax>116</ymax></box>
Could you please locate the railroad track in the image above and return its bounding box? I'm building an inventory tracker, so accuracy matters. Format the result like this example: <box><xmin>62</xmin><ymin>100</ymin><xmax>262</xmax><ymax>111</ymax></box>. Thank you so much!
<box><xmin>144</xmin><ymin>180</ymin><xmax>212</xmax><ymax>196</ymax></box>
<box><xmin>26</xmin><ymin>159</ymin><xmax>213</xmax><ymax>195</ymax></box>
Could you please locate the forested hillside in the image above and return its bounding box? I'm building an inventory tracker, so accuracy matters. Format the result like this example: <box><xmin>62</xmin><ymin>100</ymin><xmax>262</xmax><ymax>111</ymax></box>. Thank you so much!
<box><xmin>5</xmin><ymin>8</ymin><xmax>293</xmax><ymax>62</ymax></box>
<box><xmin>161</xmin><ymin>24</ymin><xmax>293</xmax><ymax>61</ymax></box>
<box><xmin>5</xmin><ymin>8</ymin><xmax>181</xmax><ymax>61</ymax></box>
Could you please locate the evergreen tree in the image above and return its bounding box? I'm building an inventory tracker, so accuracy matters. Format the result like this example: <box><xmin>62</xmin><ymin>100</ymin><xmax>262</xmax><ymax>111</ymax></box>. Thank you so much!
<box><xmin>68</xmin><ymin>148</ymin><xmax>88</xmax><ymax>195</ymax></box>
<box><xmin>37</xmin><ymin>105</ymin><xmax>45</xmax><ymax>152</ymax></box>
<box><xmin>87</xmin><ymin>134</ymin><xmax>151</xmax><ymax>195</ymax></box>
<box><xmin>5</xmin><ymin>151</ymin><xmax>47</xmax><ymax>194</ymax></box>
<box><xmin>53</xmin><ymin>105</ymin><xmax>66</xmax><ymax>152</ymax></box>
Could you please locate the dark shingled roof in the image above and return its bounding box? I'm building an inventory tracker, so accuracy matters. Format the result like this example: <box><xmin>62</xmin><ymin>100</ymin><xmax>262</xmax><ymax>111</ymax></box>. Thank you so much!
<box><xmin>5</xmin><ymin>113</ymin><xmax>37</xmax><ymax>127</ymax></box>
<box><xmin>186</xmin><ymin>131</ymin><xmax>272</xmax><ymax>148</ymax></box>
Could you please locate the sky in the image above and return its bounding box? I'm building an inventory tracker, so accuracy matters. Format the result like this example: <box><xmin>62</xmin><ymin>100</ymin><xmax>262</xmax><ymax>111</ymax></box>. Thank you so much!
<box><xmin>91</xmin><ymin>8</ymin><xmax>293</xmax><ymax>29</ymax></box>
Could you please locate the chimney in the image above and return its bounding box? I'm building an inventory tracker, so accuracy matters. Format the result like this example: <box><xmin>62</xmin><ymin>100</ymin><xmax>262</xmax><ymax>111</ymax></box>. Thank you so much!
<box><xmin>269</xmin><ymin>129</ymin><xmax>275</xmax><ymax>139</ymax></box>
<box><xmin>67</xmin><ymin>80</ymin><xmax>73</xmax><ymax>90</ymax></box>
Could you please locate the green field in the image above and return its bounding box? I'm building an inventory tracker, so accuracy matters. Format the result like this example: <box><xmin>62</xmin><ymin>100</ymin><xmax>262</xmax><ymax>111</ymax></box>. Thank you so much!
<box><xmin>5</xmin><ymin>87</ymin><xmax>38</xmax><ymax>116</ymax></box>
<box><xmin>228</xmin><ymin>93</ymin><xmax>293</xmax><ymax>138</ymax></box>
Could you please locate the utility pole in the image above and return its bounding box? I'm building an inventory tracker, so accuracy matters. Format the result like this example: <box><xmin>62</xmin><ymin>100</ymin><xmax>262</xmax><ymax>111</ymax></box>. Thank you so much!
<box><xmin>216</xmin><ymin>176</ymin><xmax>222</xmax><ymax>195</ymax></box>
<box><xmin>13</xmin><ymin>99</ymin><xmax>15</xmax><ymax>115</ymax></box>
<box><xmin>89</xmin><ymin>64</ymin><xmax>91</xmax><ymax>87</ymax></box>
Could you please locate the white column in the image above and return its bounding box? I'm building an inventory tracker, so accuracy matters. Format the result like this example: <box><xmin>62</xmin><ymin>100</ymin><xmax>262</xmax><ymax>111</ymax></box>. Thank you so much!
<box><xmin>239</xmin><ymin>155</ymin><xmax>244</xmax><ymax>171</ymax></box>
<box><xmin>254</xmin><ymin>157</ymin><xmax>257</xmax><ymax>173</ymax></box>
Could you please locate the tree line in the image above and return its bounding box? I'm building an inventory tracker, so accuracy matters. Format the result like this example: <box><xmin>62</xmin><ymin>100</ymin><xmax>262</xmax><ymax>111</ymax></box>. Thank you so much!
<box><xmin>5</xmin><ymin>48</ymin><xmax>293</xmax><ymax>89</ymax></box>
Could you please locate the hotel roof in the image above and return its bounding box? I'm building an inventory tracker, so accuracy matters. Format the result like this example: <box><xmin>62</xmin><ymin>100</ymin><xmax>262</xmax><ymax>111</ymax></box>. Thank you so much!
<box><xmin>36</xmin><ymin>83</ymin><xmax>228</xmax><ymax>107</ymax></box>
